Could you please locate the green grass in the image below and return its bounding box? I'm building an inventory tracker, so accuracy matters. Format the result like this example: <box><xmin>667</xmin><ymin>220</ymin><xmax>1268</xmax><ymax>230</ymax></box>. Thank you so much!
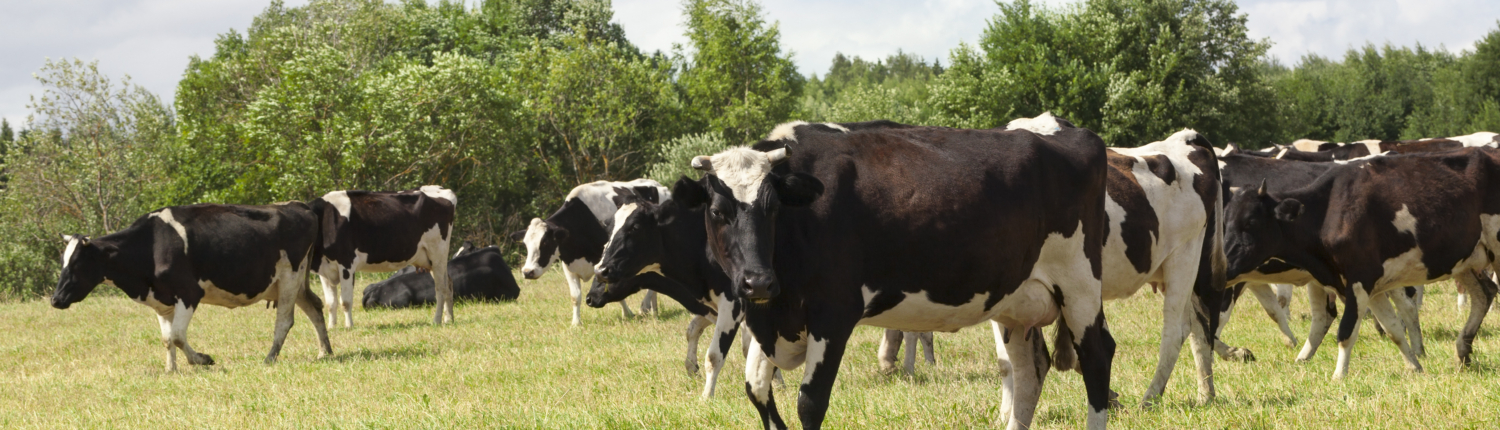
<box><xmin>7</xmin><ymin>274</ymin><xmax>1500</xmax><ymax>429</ymax></box>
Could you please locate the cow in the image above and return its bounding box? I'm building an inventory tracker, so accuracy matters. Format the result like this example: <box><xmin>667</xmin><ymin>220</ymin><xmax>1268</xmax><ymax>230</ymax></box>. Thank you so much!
<box><xmin>1010</xmin><ymin>126</ymin><xmax>1226</xmax><ymax>408</ymax></box>
<box><xmin>1223</xmin><ymin>148</ymin><xmax>1500</xmax><ymax>379</ymax></box>
<box><xmin>677</xmin><ymin>115</ymin><xmax>1116</xmax><ymax>430</ymax></box>
<box><xmin>51</xmin><ymin>203</ymin><xmax>333</xmax><ymax>371</ymax></box>
<box><xmin>1434</xmin><ymin>131</ymin><xmax>1499</xmax><ymax>148</ymax></box>
<box><xmin>587</xmin><ymin>186</ymin><xmax>937</xmax><ymax>399</ymax></box>
<box><xmin>511</xmin><ymin>180</ymin><xmax>663</xmax><ymax>326</ymax></box>
<box><xmin>311</xmin><ymin>185</ymin><xmax>457</xmax><ymax>326</ymax></box>
<box><xmin>362</xmin><ymin>241</ymin><xmax>520</xmax><ymax>309</ymax></box>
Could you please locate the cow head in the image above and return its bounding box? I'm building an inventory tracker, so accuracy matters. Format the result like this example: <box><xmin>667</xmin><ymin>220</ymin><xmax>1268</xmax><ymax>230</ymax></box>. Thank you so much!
<box><xmin>511</xmin><ymin>218</ymin><xmax>566</xmax><ymax>280</ymax></box>
<box><xmin>593</xmin><ymin>193</ymin><xmax>671</xmax><ymax>285</ymax></box>
<box><xmin>678</xmin><ymin>147</ymin><xmax>823</xmax><ymax>303</ymax></box>
<box><xmin>1224</xmin><ymin>180</ymin><xmax>1304</xmax><ymax>281</ymax></box>
<box><xmin>53</xmin><ymin>234</ymin><xmax>105</xmax><ymax>309</ymax></box>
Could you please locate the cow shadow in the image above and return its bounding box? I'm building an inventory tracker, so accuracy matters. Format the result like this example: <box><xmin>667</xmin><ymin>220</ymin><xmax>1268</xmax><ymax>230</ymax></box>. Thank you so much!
<box><xmin>328</xmin><ymin>345</ymin><xmax>433</xmax><ymax>363</ymax></box>
<box><xmin>366</xmin><ymin>320</ymin><xmax>434</xmax><ymax>332</ymax></box>
<box><xmin>1425</xmin><ymin>325</ymin><xmax>1494</xmax><ymax>342</ymax></box>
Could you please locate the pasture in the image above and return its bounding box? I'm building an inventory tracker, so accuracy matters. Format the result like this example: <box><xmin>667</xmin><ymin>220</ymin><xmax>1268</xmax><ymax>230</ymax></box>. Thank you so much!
<box><xmin>7</xmin><ymin>272</ymin><xmax>1500</xmax><ymax>429</ymax></box>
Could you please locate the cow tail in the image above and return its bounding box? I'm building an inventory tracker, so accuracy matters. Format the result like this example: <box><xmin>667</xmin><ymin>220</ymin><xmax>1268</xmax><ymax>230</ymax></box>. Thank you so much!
<box><xmin>308</xmin><ymin>198</ymin><xmax>328</xmax><ymax>274</ymax></box>
<box><xmin>300</xmin><ymin>277</ymin><xmax>324</xmax><ymax>311</ymax></box>
<box><xmin>1194</xmin><ymin>146</ymin><xmax>1228</xmax><ymax>347</ymax></box>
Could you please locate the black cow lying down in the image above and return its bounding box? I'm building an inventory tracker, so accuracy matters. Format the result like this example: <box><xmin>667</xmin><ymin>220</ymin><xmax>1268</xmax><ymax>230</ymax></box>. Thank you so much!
<box><xmin>363</xmin><ymin>242</ymin><xmax>520</xmax><ymax>309</ymax></box>
<box><xmin>52</xmin><ymin>203</ymin><xmax>333</xmax><ymax>371</ymax></box>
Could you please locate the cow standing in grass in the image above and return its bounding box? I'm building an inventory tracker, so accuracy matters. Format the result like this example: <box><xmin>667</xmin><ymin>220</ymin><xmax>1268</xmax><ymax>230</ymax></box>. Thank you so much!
<box><xmin>51</xmin><ymin>202</ymin><xmax>333</xmax><ymax>371</ymax></box>
<box><xmin>312</xmin><ymin>185</ymin><xmax>457</xmax><ymax>326</ymax></box>
<box><xmin>511</xmin><ymin>180</ymin><xmax>663</xmax><ymax>326</ymax></box>
<box><xmin>680</xmin><ymin>118</ymin><xmax>1115</xmax><ymax>429</ymax></box>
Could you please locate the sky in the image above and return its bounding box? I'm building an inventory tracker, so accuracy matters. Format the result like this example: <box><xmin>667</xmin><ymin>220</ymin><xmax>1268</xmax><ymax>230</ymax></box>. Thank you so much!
<box><xmin>3</xmin><ymin>0</ymin><xmax>1500</xmax><ymax>127</ymax></box>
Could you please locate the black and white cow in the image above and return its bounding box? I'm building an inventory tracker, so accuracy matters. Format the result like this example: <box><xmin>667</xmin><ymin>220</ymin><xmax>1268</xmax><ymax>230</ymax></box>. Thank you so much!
<box><xmin>1224</xmin><ymin>148</ymin><xmax>1500</xmax><ymax>378</ymax></box>
<box><xmin>362</xmin><ymin>241</ymin><xmax>520</xmax><ymax>308</ymax></box>
<box><xmin>587</xmin><ymin>185</ymin><xmax>938</xmax><ymax>399</ymax></box>
<box><xmin>1005</xmin><ymin>122</ymin><xmax>1227</xmax><ymax>408</ymax></box>
<box><xmin>311</xmin><ymin>185</ymin><xmax>457</xmax><ymax>326</ymax></box>
<box><xmin>679</xmin><ymin>117</ymin><xmax>1115</xmax><ymax>429</ymax></box>
<box><xmin>51</xmin><ymin>203</ymin><xmax>333</xmax><ymax>371</ymax></box>
<box><xmin>511</xmin><ymin>180</ymin><xmax>663</xmax><ymax>326</ymax></box>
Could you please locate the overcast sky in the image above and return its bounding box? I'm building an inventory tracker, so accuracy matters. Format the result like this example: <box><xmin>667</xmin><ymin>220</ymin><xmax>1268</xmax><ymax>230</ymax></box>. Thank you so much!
<box><xmin>4</xmin><ymin>0</ymin><xmax>1499</xmax><ymax>127</ymax></box>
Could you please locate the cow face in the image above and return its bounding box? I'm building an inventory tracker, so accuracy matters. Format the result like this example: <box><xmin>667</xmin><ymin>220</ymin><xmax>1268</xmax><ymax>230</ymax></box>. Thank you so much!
<box><xmin>52</xmin><ymin>234</ymin><xmax>105</xmax><ymax>309</ymax></box>
<box><xmin>512</xmin><ymin>218</ymin><xmax>566</xmax><ymax>280</ymax></box>
<box><xmin>682</xmin><ymin>148</ymin><xmax>823</xmax><ymax>303</ymax></box>
<box><xmin>1224</xmin><ymin>181</ymin><xmax>1304</xmax><ymax>280</ymax></box>
<box><xmin>593</xmin><ymin>201</ymin><xmax>666</xmax><ymax>284</ymax></box>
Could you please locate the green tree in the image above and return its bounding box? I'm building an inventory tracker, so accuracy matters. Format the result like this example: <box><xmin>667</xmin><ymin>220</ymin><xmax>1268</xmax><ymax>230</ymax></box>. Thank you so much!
<box><xmin>929</xmin><ymin>0</ymin><xmax>1276</xmax><ymax>146</ymax></box>
<box><xmin>0</xmin><ymin>59</ymin><xmax>176</xmax><ymax>298</ymax></box>
<box><xmin>646</xmin><ymin>132</ymin><xmax>728</xmax><ymax>185</ymax></box>
<box><xmin>800</xmin><ymin>51</ymin><xmax>942</xmax><ymax>124</ymax></box>
<box><xmin>676</xmin><ymin>0</ymin><xmax>803</xmax><ymax>144</ymax></box>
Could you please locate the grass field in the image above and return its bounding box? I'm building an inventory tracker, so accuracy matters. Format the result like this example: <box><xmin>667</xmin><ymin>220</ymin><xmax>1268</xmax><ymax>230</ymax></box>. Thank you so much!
<box><xmin>7</xmin><ymin>272</ymin><xmax>1500</xmax><ymax>429</ymax></box>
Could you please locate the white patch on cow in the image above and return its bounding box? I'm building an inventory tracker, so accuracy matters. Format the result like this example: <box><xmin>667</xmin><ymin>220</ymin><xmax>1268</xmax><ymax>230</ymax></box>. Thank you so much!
<box><xmin>565</xmin><ymin>179</ymin><xmax>670</xmax><ymax>224</ymax></box>
<box><xmin>1099</xmin><ymin>191</ymin><xmax>1137</xmax><ymax>298</ymax></box>
<box><xmin>636</xmin><ymin>263</ymin><xmax>662</xmax><ymax>276</ymax></box>
<box><xmin>600</xmin><ymin>203</ymin><xmax>638</xmax><ymax>256</ymax></box>
<box><xmin>766</xmin><ymin>121</ymin><xmax>809</xmax><ymax>142</ymax></box>
<box><xmin>1448</xmin><ymin>132</ymin><xmax>1500</xmax><ymax>148</ymax></box>
<box><xmin>1005</xmin><ymin>112</ymin><xmax>1062</xmax><ymax>135</ymax></box>
<box><xmin>1228</xmin><ymin>186</ymin><xmax>1241</xmax><ymax>194</ymax></box>
<box><xmin>820</xmin><ymin>122</ymin><xmax>850</xmax><ymax>133</ymax></box>
<box><xmin>1273</xmin><ymin>148</ymin><xmax>1289</xmax><ymax>159</ymax></box>
<box><xmin>417</xmin><ymin>185</ymin><xmax>457</xmax><ymax>205</ymax></box>
<box><xmin>801</xmin><ymin>335</ymin><xmax>829</xmax><ymax>386</ymax></box>
<box><xmin>148</xmin><ymin>209</ymin><xmax>190</xmax><ymax>253</ymax></box>
<box><xmin>706</xmin><ymin>147</ymin><xmax>775</xmax><ymax>203</ymax></box>
<box><xmin>567</xmin><ymin>258</ymin><xmax>595</xmax><ymax>282</ymax></box>
<box><xmin>860</xmin><ymin>287</ymin><xmax>1006</xmax><ymax>332</ymax></box>
<box><xmin>1355</xmin><ymin>139</ymin><xmax>1383</xmax><ymax>155</ymax></box>
<box><xmin>1392</xmin><ymin>205</ymin><xmax>1418</xmax><ymax>236</ymax></box>
<box><xmin>62</xmin><ymin>237</ymin><xmax>81</xmax><ymax>268</ymax></box>
<box><xmin>521</xmin><ymin>218</ymin><xmax>552</xmax><ymax>275</ymax></box>
<box><xmin>1333</xmin><ymin>151</ymin><xmax>1387</xmax><ymax>164</ymax></box>
<box><xmin>1291</xmin><ymin>139</ymin><xmax>1326</xmax><ymax>152</ymax></box>
<box><xmin>199</xmin><ymin>251</ymin><xmax>290</xmax><ymax>308</ymax></box>
<box><xmin>321</xmin><ymin>190</ymin><xmax>353</xmax><ymax>218</ymax></box>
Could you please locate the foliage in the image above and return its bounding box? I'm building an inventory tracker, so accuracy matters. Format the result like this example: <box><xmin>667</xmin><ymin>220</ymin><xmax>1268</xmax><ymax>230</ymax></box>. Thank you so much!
<box><xmin>645</xmin><ymin>132</ymin><xmax>728</xmax><ymax>185</ymax></box>
<box><xmin>1268</xmin><ymin>46</ymin><xmax>1458</xmax><ymax>143</ymax></box>
<box><xmin>0</xmin><ymin>59</ymin><xmax>177</xmax><ymax>298</ymax></box>
<box><xmin>676</xmin><ymin>0</ymin><xmax>803</xmax><ymax>145</ymax></box>
<box><xmin>928</xmin><ymin>0</ymin><xmax>1276</xmax><ymax>145</ymax></box>
<box><xmin>800</xmin><ymin>52</ymin><xmax>941</xmax><ymax>124</ymax></box>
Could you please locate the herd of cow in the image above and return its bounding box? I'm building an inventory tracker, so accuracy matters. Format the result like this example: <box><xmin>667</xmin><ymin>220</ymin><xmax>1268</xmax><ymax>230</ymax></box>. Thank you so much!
<box><xmin>47</xmin><ymin>112</ymin><xmax>1500</xmax><ymax>430</ymax></box>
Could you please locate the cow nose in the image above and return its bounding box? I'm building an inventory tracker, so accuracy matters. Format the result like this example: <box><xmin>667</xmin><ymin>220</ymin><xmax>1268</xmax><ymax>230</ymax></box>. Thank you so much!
<box><xmin>523</xmin><ymin>268</ymin><xmax>541</xmax><ymax>280</ymax></box>
<box><xmin>744</xmin><ymin>275</ymin><xmax>775</xmax><ymax>300</ymax></box>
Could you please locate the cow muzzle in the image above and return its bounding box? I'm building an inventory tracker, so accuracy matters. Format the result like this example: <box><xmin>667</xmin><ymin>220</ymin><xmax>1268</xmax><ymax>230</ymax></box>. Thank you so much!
<box><xmin>522</xmin><ymin>266</ymin><xmax>543</xmax><ymax>280</ymax></box>
<box><xmin>742</xmin><ymin>274</ymin><xmax>778</xmax><ymax>302</ymax></box>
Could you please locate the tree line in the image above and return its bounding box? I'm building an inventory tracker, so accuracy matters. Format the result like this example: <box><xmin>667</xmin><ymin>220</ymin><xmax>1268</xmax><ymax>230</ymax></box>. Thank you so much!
<box><xmin>1</xmin><ymin>0</ymin><xmax>1496</xmax><ymax>298</ymax></box>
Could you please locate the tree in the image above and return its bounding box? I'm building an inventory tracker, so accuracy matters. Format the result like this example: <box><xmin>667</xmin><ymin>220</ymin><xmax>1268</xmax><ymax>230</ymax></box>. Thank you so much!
<box><xmin>800</xmin><ymin>51</ymin><xmax>941</xmax><ymax>124</ymax></box>
<box><xmin>676</xmin><ymin>0</ymin><xmax>803</xmax><ymax>144</ymax></box>
<box><xmin>929</xmin><ymin>0</ymin><xmax>1277</xmax><ymax>146</ymax></box>
<box><xmin>0</xmin><ymin>59</ymin><xmax>176</xmax><ymax>298</ymax></box>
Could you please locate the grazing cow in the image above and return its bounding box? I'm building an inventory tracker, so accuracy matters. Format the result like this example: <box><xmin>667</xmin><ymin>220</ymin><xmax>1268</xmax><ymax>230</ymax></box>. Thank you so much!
<box><xmin>587</xmin><ymin>186</ymin><xmax>938</xmax><ymax>399</ymax></box>
<box><xmin>678</xmin><ymin>116</ymin><xmax>1115</xmax><ymax>429</ymax></box>
<box><xmin>1435</xmin><ymin>131</ymin><xmax>1499</xmax><ymax>148</ymax></box>
<box><xmin>1013</xmin><ymin>126</ymin><xmax>1226</xmax><ymax>407</ymax></box>
<box><xmin>311</xmin><ymin>185</ymin><xmax>457</xmax><ymax>326</ymax></box>
<box><xmin>1224</xmin><ymin>148</ymin><xmax>1500</xmax><ymax>378</ymax></box>
<box><xmin>511</xmin><ymin>180</ymin><xmax>664</xmax><ymax>326</ymax></box>
<box><xmin>363</xmin><ymin>242</ymin><xmax>520</xmax><ymax>309</ymax></box>
<box><xmin>51</xmin><ymin>203</ymin><xmax>332</xmax><ymax>371</ymax></box>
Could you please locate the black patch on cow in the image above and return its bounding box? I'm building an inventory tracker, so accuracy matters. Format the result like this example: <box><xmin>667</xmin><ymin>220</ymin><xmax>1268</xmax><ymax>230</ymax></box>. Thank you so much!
<box><xmin>1105</xmin><ymin>154</ymin><xmax>1160</xmax><ymax>275</ymax></box>
<box><xmin>1141</xmin><ymin>154</ymin><xmax>1176</xmax><ymax>185</ymax></box>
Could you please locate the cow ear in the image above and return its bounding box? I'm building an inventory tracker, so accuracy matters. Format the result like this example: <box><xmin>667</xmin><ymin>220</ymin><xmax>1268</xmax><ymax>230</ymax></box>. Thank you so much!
<box><xmin>550</xmin><ymin>224</ymin><xmax>570</xmax><ymax>242</ymax></box>
<box><xmin>672</xmin><ymin>175</ymin><xmax>708</xmax><ymax>209</ymax></box>
<box><xmin>1275</xmin><ymin>199</ymin><xmax>1303</xmax><ymax>222</ymax></box>
<box><xmin>508</xmin><ymin>230</ymin><xmax>526</xmax><ymax>242</ymax></box>
<box><xmin>1223</xmin><ymin>143</ymin><xmax>1238</xmax><ymax>155</ymax></box>
<box><xmin>775</xmin><ymin>173</ymin><xmax>824</xmax><ymax>207</ymax></box>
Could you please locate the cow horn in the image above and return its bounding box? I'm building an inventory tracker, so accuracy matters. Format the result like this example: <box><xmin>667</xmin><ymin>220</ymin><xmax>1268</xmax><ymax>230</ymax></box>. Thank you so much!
<box><xmin>766</xmin><ymin>148</ymin><xmax>788</xmax><ymax>164</ymax></box>
<box><xmin>691</xmin><ymin>156</ymin><xmax>713</xmax><ymax>172</ymax></box>
<box><xmin>1257</xmin><ymin>179</ymin><xmax>1268</xmax><ymax>196</ymax></box>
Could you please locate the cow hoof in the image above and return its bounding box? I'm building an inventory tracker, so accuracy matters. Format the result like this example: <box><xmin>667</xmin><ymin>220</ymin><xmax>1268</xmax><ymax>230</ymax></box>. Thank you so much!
<box><xmin>1108</xmin><ymin>389</ymin><xmax>1123</xmax><ymax>410</ymax></box>
<box><xmin>686</xmin><ymin>362</ymin><xmax>700</xmax><ymax>375</ymax></box>
<box><xmin>192</xmin><ymin>353</ymin><xmax>215</xmax><ymax>366</ymax></box>
<box><xmin>1222</xmin><ymin>347</ymin><xmax>1256</xmax><ymax>362</ymax></box>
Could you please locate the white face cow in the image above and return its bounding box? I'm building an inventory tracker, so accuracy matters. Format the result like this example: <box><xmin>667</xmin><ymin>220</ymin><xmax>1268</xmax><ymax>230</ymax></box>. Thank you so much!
<box><xmin>513</xmin><ymin>218</ymin><xmax>564</xmax><ymax>280</ymax></box>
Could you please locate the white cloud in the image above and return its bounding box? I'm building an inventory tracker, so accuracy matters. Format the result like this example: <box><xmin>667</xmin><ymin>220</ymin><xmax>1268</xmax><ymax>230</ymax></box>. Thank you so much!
<box><xmin>1240</xmin><ymin>0</ymin><xmax>1500</xmax><ymax>64</ymax></box>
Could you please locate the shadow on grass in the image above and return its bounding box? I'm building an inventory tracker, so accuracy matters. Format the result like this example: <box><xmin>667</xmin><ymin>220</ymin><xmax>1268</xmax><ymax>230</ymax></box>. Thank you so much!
<box><xmin>1425</xmin><ymin>326</ymin><xmax>1494</xmax><ymax>342</ymax></box>
<box><xmin>328</xmin><ymin>345</ymin><xmax>433</xmax><ymax>363</ymax></box>
<box><xmin>366</xmin><ymin>320</ymin><xmax>434</xmax><ymax>331</ymax></box>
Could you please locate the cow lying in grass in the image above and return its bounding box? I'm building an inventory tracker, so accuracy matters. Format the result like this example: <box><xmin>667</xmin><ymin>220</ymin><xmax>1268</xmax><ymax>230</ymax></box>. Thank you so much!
<box><xmin>363</xmin><ymin>242</ymin><xmax>520</xmax><ymax>309</ymax></box>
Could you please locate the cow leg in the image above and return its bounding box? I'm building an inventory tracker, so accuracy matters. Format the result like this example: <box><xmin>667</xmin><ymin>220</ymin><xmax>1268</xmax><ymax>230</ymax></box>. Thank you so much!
<box><xmin>1298</xmin><ymin>285</ymin><xmax>1337</xmax><ymax>362</ymax></box>
<box><xmin>990</xmin><ymin>321</ymin><xmax>1015</xmax><ymax>428</ymax></box>
<box><xmin>1368</xmin><ymin>290</ymin><xmax>1422</xmax><ymax>373</ymax></box>
<box><xmin>1332</xmin><ymin>287</ymin><xmax>1369</xmax><ymax>380</ymax></box>
<box><xmin>266</xmin><ymin>274</ymin><xmax>300</xmax><ymax>364</ymax></box>
<box><xmin>684</xmin><ymin>315</ymin><xmax>712</xmax><ymax>374</ymax></box>
<box><xmin>902</xmin><ymin>331</ymin><xmax>919</xmax><ymax>375</ymax></box>
<box><xmin>1142</xmin><ymin>260</ymin><xmax>1199</xmax><ymax>407</ymax></box>
<box><xmin>294</xmin><ymin>282</ymin><xmax>334</xmax><ymax>358</ymax></box>
<box><xmin>878</xmin><ymin>329</ymin><xmax>902</xmax><ymax>374</ymax></box>
<box><xmin>1212</xmin><ymin>282</ymin><xmax>1254</xmax><ymax>361</ymax></box>
<box><xmin>1390</xmin><ymin>286</ymin><xmax>1424</xmax><ymax>357</ymax></box>
<box><xmin>430</xmin><ymin>257</ymin><xmax>453</xmax><ymax>325</ymax></box>
<box><xmin>1186</xmin><ymin>300</ymin><xmax>1217</xmax><ymax>404</ymax></box>
<box><xmin>701</xmin><ymin>307</ymin><xmax>740</xmax><ymax>399</ymax></box>
<box><xmin>1003</xmin><ymin>326</ymin><xmax>1054</xmax><ymax>430</ymax></box>
<box><xmin>317</xmin><ymin>267</ymin><xmax>342</xmax><ymax>328</ymax></box>
<box><xmin>796</xmin><ymin>323</ymin><xmax>855</xmax><ymax>430</ymax></box>
<box><xmin>640</xmin><ymin>290</ymin><xmax>659</xmax><ymax>316</ymax></box>
<box><xmin>919</xmin><ymin>332</ymin><xmax>936</xmax><ymax>365</ymax></box>
<box><xmin>1249</xmin><ymin>282</ymin><xmax>1299</xmax><ymax>348</ymax></box>
<box><xmin>744</xmin><ymin>334</ymin><xmax>787</xmax><ymax>430</ymax></box>
<box><xmin>156</xmin><ymin>311</ymin><xmax>178</xmax><ymax>372</ymax></box>
<box><xmin>1456</xmin><ymin>269</ymin><xmax>1497</xmax><ymax>366</ymax></box>
<box><xmin>1067</xmin><ymin>309</ymin><xmax>1114</xmax><ymax>430</ymax></box>
<box><xmin>168</xmin><ymin>302</ymin><xmax>214</xmax><ymax>367</ymax></box>
<box><xmin>563</xmin><ymin>270</ymin><xmax>586</xmax><ymax>326</ymax></box>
